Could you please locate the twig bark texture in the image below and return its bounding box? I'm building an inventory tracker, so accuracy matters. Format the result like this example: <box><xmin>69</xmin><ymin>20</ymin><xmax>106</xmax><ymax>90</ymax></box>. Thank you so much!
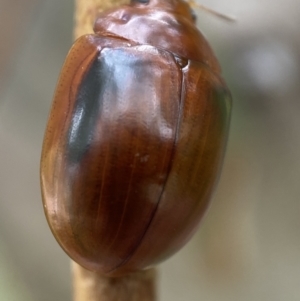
<box><xmin>74</xmin><ymin>0</ymin><xmax>127</xmax><ymax>38</ymax></box>
<box><xmin>73</xmin><ymin>0</ymin><xmax>157</xmax><ymax>300</ymax></box>
<box><xmin>73</xmin><ymin>262</ymin><xmax>157</xmax><ymax>301</ymax></box>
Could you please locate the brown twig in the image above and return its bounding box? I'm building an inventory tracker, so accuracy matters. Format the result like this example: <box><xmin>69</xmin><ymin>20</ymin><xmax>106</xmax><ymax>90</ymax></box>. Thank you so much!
<box><xmin>73</xmin><ymin>0</ymin><xmax>157</xmax><ymax>300</ymax></box>
<box><xmin>74</xmin><ymin>0</ymin><xmax>128</xmax><ymax>38</ymax></box>
<box><xmin>72</xmin><ymin>262</ymin><xmax>157</xmax><ymax>301</ymax></box>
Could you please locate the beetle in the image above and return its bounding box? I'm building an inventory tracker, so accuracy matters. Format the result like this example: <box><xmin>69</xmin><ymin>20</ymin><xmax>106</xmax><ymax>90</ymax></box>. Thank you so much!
<box><xmin>40</xmin><ymin>0</ymin><xmax>232</xmax><ymax>277</ymax></box>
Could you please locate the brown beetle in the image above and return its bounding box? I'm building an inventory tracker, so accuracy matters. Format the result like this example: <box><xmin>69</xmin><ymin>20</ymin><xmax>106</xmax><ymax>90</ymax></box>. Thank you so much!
<box><xmin>40</xmin><ymin>0</ymin><xmax>232</xmax><ymax>276</ymax></box>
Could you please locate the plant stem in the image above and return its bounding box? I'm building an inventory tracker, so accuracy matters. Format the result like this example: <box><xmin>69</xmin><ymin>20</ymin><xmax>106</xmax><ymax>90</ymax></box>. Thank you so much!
<box><xmin>73</xmin><ymin>1</ymin><xmax>157</xmax><ymax>300</ymax></box>
<box><xmin>74</xmin><ymin>0</ymin><xmax>128</xmax><ymax>39</ymax></box>
<box><xmin>73</xmin><ymin>262</ymin><xmax>157</xmax><ymax>301</ymax></box>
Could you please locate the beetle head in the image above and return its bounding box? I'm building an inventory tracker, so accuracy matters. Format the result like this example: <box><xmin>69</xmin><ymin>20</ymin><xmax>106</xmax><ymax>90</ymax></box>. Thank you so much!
<box><xmin>94</xmin><ymin>0</ymin><xmax>197</xmax><ymax>28</ymax></box>
<box><xmin>93</xmin><ymin>0</ymin><xmax>219</xmax><ymax>70</ymax></box>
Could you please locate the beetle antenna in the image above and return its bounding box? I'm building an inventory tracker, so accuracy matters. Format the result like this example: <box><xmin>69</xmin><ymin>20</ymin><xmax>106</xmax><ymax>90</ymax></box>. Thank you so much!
<box><xmin>189</xmin><ymin>0</ymin><xmax>236</xmax><ymax>22</ymax></box>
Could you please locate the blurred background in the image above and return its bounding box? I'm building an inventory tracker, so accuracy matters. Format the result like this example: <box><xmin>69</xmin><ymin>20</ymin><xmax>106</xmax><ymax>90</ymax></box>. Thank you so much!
<box><xmin>0</xmin><ymin>0</ymin><xmax>299</xmax><ymax>300</ymax></box>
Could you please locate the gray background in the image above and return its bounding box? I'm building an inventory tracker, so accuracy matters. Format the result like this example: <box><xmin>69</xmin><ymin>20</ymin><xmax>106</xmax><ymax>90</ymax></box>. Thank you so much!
<box><xmin>0</xmin><ymin>0</ymin><xmax>300</xmax><ymax>300</ymax></box>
